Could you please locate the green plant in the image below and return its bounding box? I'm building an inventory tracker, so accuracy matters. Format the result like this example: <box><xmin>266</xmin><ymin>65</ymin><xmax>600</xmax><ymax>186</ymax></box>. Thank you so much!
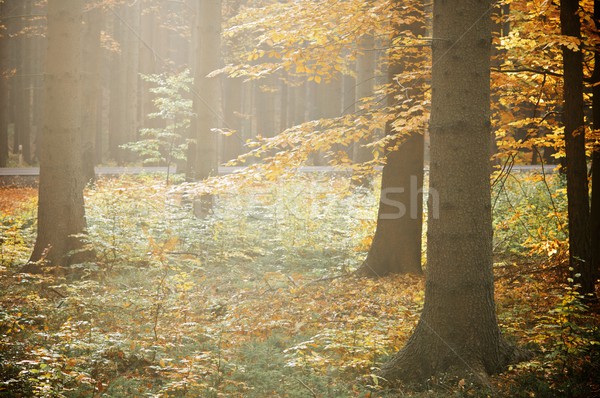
<box><xmin>121</xmin><ymin>70</ymin><xmax>194</xmax><ymax>184</ymax></box>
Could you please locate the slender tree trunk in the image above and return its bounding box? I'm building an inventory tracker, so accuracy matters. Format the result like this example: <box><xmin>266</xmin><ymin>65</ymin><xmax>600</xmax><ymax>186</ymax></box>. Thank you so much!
<box><xmin>223</xmin><ymin>76</ymin><xmax>243</xmax><ymax>162</ymax></box>
<box><xmin>280</xmin><ymin>72</ymin><xmax>289</xmax><ymax>131</ymax></box>
<box><xmin>560</xmin><ymin>0</ymin><xmax>595</xmax><ymax>298</ymax></box>
<box><xmin>31</xmin><ymin>25</ymin><xmax>45</xmax><ymax>164</ymax></box>
<box><xmin>124</xmin><ymin>2</ymin><xmax>140</xmax><ymax>162</ymax></box>
<box><xmin>590</xmin><ymin>0</ymin><xmax>600</xmax><ymax>285</ymax></box>
<box><xmin>81</xmin><ymin>5</ymin><xmax>102</xmax><ymax>184</ymax></box>
<box><xmin>187</xmin><ymin>0</ymin><xmax>221</xmax><ymax>180</ymax></box>
<box><xmin>12</xmin><ymin>0</ymin><xmax>32</xmax><ymax>164</ymax></box>
<box><xmin>380</xmin><ymin>0</ymin><xmax>524</xmax><ymax>382</ymax></box>
<box><xmin>0</xmin><ymin>5</ymin><xmax>9</xmax><ymax>167</ymax></box>
<box><xmin>29</xmin><ymin>0</ymin><xmax>89</xmax><ymax>268</ymax></box>
<box><xmin>353</xmin><ymin>34</ymin><xmax>375</xmax><ymax>165</ymax></box>
<box><xmin>294</xmin><ymin>79</ymin><xmax>306</xmax><ymax>126</ymax></box>
<box><xmin>358</xmin><ymin>1</ymin><xmax>424</xmax><ymax>276</ymax></box>
<box><xmin>255</xmin><ymin>79</ymin><xmax>276</xmax><ymax>138</ymax></box>
<box><xmin>108</xmin><ymin>10</ymin><xmax>127</xmax><ymax>164</ymax></box>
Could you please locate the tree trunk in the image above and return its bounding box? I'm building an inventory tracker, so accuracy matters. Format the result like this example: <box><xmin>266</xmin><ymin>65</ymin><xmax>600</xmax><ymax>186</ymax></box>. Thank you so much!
<box><xmin>353</xmin><ymin>34</ymin><xmax>375</xmax><ymax>165</ymax></box>
<box><xmin>560</xmin><ymin>0</ymin><xmax>595</xmax><ymax>299</ymax></box>
<box><xmin>222</xmin><ymin>77</ymin><xmax>243</xmax><ymax>162</ymax></box>
<box><xmin>255</xmin><ymin>78</ymin><xmax>276</xmax><ymax>138</ymax></box>
<box><xmin>124</xmin><ymin>2</ymin><xmax>140</xmax><ymax>162</ymax></box>
<box><xmin>589</xmin><ymin>0</ymin><xmax>600</xmax><ymax>288</ymax></box>
<box><xmin>81</xmin><ymin>5</ymin><xmax>103</xmax><ymax>184</ymax></box>
<box><xmin>29</xmin><ymin>0</ymin><xmax>90</xmax><ymax>268</ymax></box>
<box><xmin>108</xmin><ymin>10</ymin><xmax>127</xmax><ymax>164</ymax></box>
<box><xmin>0</xmin><ymin>5</ymin><xmax>9</xmax><ymax>167</ymax></box>
<box><xmin>13</xmin><ymin>0</ymin><xmax>32</xmax><ymax>165</ymax></box>
<box><xmin>358</xmin><ymin>1</ymin><xmax>424</xmax><ymax>276</ymax></box>
<box><xmin>280</xmin><ymin>71</ymin><xmax>289</xmax><ymax>131</ymax></box>
<box><xmin>187</xmin><ymin>0</ymin><xmax>221</xmax><ymax>180</ymax></box>
<box><xmin>380</xmin><ymin>0</ymin><xmax>524</xmax><ymax>382</ymax></box>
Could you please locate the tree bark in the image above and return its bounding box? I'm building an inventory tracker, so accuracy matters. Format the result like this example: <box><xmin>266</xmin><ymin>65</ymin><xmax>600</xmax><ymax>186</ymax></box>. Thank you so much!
<box><xmin>560</xmin><ymin>0</ymin><xmax>595</xmax><ymax>299</ymax></box>
<box><xmin>380</xmin><ymin>0</ymin><xmax>524</xmax><ymax>382</ymax></box>
<box><xmin>29</xmin><ymin>0</ymin><xmax>90</xmax><ymax>267</ymax></box>
<box><xmin>187</xmin><ymin>0</ymin><xmax>221</xmax><ymax>180</ymax></box>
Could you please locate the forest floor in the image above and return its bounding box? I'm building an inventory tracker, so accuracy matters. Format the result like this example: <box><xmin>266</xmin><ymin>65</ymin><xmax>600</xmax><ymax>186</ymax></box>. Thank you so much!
<box><xmin>0</xmin><ymin>173</ymin><xmax>598</xmax><ymax>397</ymax></box>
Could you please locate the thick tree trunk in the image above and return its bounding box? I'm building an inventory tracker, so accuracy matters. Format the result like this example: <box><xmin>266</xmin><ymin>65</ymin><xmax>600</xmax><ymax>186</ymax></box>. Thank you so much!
<box><xmin>187</xmin><ymin>0</ymin><xmax>221</xmax><ymax>180</ymax></box>
<box><xmin>359</xmin><ymin>137</ymin><xmax>423</xmax><ymax>276</ymax></box>
<box><xmin>560</xmin><ymin>0</ymin><xmax>595</xmax><ymax>298</ymax></box>
<box><xmin>29</xmin><ymin>0</ymin><xmax>89</xmax><ymax>267</ymax></box>
<box><xmin>358</xmin><ymin>1</ymin><xmax>424</xmax><ymax>276</ymax></box>
<box><xmin>380</xmin><ymin>0</ymin><xmax>524</xmax><ymax>382</ymax></box>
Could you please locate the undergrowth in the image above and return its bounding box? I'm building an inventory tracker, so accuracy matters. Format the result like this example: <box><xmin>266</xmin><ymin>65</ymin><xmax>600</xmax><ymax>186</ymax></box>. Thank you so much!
<box><xmin>0</xmin><ymin>172</ymin><xmax>598</xmax><ymax>397</ymax></box>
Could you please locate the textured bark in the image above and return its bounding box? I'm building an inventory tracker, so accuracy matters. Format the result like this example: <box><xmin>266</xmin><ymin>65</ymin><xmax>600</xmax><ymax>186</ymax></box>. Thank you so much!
<box><xmin>29</xmin><ymin>0</ymin><xmax>89</xmax><ymax>267</ymax></box>
<box><xmin>187</xmin><ymin>0</ymin><xmax>221</xmax><ymax>180</ymax></box>
<box><xmin>560</xmin><ymin>0</ymin><xmax>595</xmax><ymax>298</ymax></box>
<box><xmin>358</xmin><ymin>0</ymin><xmax>424</xmax><ymax>276</ymax></box>
<box><xmin>380</xmin><ymin>0</ymin><xmax>524</xmax><ymax>382</ymax></box>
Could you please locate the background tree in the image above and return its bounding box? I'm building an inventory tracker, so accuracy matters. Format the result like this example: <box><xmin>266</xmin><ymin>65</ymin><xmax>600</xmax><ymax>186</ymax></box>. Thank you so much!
<box><xmin>28</xmin><ymin>0</ymin><xmax>89</xmax><ymax>267</ymax></box>
<box><xmin>186</xmin><ymin>0</ymin><xmax>222</xmax><ymax>181</ymax></box>
<box><xmin>81</xmin><ymin>2</ymin><xmax>103</xmax><ymax>184</ymax></box>
<box><xmin>380</xmin><ymin>0</ymin><xmax>524</xmax><ymax>381</ymax></box>
<box><xmin>0</xmin><ymin>0</ymin><xmax>8</xmax><ymax>167</ymax></box>
<box><xmin>560</xmin><ymin>0</ymin><xmax>595</xmax><ymax>299</ymax></box>
<box><xmin>590</xmin><ymin>0</ymin><xmax>600</xmax><ymax>288</ymax></box>
<box><xmin>358</xmin><ymin>0</ymin><xmax>426</xmax><ymax>277</ymax></box>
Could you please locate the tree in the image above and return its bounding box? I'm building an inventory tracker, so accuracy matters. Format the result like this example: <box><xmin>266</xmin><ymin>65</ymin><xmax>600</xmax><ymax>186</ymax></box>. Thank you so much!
<box><xmin>560</xmin><ymin>0</ymin><xmax>595</xmax><ymax>299</ymax></box>
<box><xmin>28</xmin><ymin>0</ymin><xmax>89</xmax><ymax>267</ymax></box>
<box><xmin>358</xmin><ymin>0</ymin><xmax>425</xmax><ymax>277</ymax></box>
<box><xmin>186</xmin><ymin>0</ymin><xmax>222</xmax><ymax>181</ymax></box>
<box><xmin>592</xmin><ymin>0</ymin><xmax>600</xmax><ymax>284</ymax></box>
<box><xmin>380</xmin><ymin>0</ymin><xmax>524</xmax><ymax>382</ymax></box>
<box><xmin>81</xmin><ymin>3</ymin><xmax>103</xmax><ymax>184</ymax></box>
<box><xmin>352</xmin><ymin>32</ymin><xmax>376</xmax><ymax>166</ymax></box>
<box><xmin>0</xmin><ymin>0</ymin><xmax>8</xmax><ymax>167</ymax></box>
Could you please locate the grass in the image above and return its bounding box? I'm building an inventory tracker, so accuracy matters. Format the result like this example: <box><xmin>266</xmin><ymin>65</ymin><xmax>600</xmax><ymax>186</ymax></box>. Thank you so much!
<box><xmin>0</xmin><ymin>172</ymin><xmax>598</xmax><ymax>397</ymax></box>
